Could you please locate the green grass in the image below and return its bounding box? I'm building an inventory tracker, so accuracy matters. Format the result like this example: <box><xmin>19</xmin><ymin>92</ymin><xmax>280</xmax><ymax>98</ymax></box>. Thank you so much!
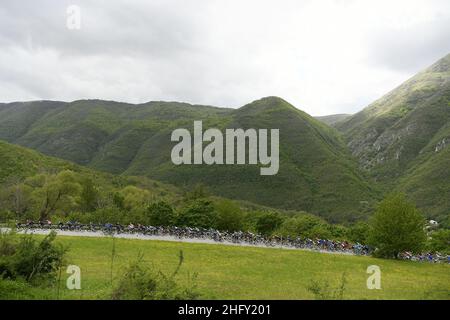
<box><xmin>32</xmin><ymin>236</ymin><xmax>450</xmax><ymax>300</ymax></box>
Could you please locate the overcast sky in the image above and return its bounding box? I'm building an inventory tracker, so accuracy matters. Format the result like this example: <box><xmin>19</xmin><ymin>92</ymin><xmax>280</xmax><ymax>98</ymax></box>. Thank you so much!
<box><xmin>1</xmin><ymin>0</ymin><xmax>449</xmax><ymax>116</ymax></box>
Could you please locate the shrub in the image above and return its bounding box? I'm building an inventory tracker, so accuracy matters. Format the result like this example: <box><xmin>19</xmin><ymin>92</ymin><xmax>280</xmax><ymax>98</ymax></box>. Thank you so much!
<box><xmin>427</xmin><ymin>229</ymin><xmax>450</xmax><ymax>254</ymax></box>
<box><xmin>0</xmin><ymin>278</ymin><xmax>51</xmax><ymax>300</ymax></box>
<box><xmin>176</xmin><ymin>199</ymin><xmax>217</xmax><ymax>229</ymax></box>
<box><xmin>0</xmin><ymin>230</ymin><xmax>66</xmax><ymax>283</ymax></box>
<box><xmin>64</xmin><ymin>211</ymin><xmax>93</xmax><ymax>224</ymax></box>
<box><xmin>307</xmin><ymin>273</ymin><xmax>347</xmax><ymax>300</ymax></box>
<box><xmin>112</xmin><ymin>251</ymin><xmax>200</xmax><ymax>300</ymax></box>
<box><xmin>146</xmin><ymin>201</ymin><xmax>175</xmax><ymax>226</ymax></box>
<box><xmin>327</xmin><ymin>224</ymin><xmax>349</xmax><ymax>240</ymax></box>
<box><xmin>347</xmin><ymin>222</ymin><xmax>370</xmax><ymax>244</ymax></box>
<box><xmin>254</xmin><ymin>211</ymin><xmax>284</xmax><ymax>236</ymax></box>
<box><xmin>214</xmin><ymin>200</ymin><xmax>244</xmax><ymax>232</ymax></box>
<box><xmin>277</xmin><ymin>214</ymin><xmax>330</xmax><ymax>238</ymax></box>
<box><xmin>0</xmin><ymin>210</ymin><xmax>14</xmax><ymax>223</ymax></box>
<box><xmin>90</xmin><ymin>207</ymin><xmax>126</xmax><ymax>224</ymax></box>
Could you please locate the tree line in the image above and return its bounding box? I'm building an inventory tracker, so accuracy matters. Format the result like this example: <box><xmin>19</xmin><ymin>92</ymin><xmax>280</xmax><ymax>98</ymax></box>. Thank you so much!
<box><xmin>0</xmin><ymin>170</ymin><xmax>448</xmax><ymax>258</ymax></box>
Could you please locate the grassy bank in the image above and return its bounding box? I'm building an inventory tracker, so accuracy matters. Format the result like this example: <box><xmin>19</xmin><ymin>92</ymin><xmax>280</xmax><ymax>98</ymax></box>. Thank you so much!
<box><xmin>3</xmin><ymin>235</ymin><xmax>449</xmax><ymax>300</ymax></box>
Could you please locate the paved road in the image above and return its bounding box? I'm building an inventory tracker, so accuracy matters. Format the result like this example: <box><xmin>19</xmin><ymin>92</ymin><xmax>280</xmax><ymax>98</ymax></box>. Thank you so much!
<box><xmin>2</xmin><ymin>228</ymin><xmax>354</xmax><ymax>256</ymax></box>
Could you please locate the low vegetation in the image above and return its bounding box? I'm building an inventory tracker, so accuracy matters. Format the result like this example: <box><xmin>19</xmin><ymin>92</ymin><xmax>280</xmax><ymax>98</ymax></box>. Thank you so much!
<box><xmin>112</xmin><ymin>251</ymin><xmax>200</xmax><ymax>300</ymax></box>
<box><xmin>0</xmin><ymin>229</ymin><xmax>66</xmax><ymax>299</ymax></box>
<box><xmin>0</xmin><ymin>230</ymin><xmax>66</xmax><ymax>283</ymax></box>
<box><xmin>2</xmin><ymin>234</ymin><xmax>449</xmax><ymax>300</ymax></box>
<box><xmin>0</xmin><ymin>230</ymin><xmax>201</xmax><ymax>300</ymax></box>
<box><xmin>1</xmin><ymin>161</ymin><xmax>448</xmax><ymax>256</ymax></box>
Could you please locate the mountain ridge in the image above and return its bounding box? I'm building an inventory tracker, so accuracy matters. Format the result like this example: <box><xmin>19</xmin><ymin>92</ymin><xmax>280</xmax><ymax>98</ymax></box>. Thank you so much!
<box><xmin>0</xmin><ymin>96</ymin><xmax>379</xmax><ymax>222</ymax></box>
<box><xmin>335</xmin><ymin>53</ymin><xmax>450</xmax><ymax>221</ymax></box>
<box><xmin>1</xmin><ymin>54</ymin><xmax>449</xmax><ymax>222</ymax></box>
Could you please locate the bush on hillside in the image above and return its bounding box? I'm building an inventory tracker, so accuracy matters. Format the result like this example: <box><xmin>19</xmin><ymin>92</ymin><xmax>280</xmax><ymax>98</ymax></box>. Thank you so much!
<box><xmin>176</xmin><ymin>199</ymin><xmax>217</xmax><ymax>229</ymax></box>
<box><xmin>254</xmin><ymin>211</ymin><xmax>284</xmax><ymax>236</ymax></box>
<box><xmin>427</xmin><ymin>229</ymin><xmax>450</xmax><ymax>254</ymax></box>
<box><xmin>146</xmin><ymin>201</ymin><xmax>176</xmax><ymax>226</ymax></box>
<box><xmin>277</xmin><ymin>214</ymin><xmax>331</xmax><ymax>239</ymax></box>
<box><xmin>0</xmin><ymin>277</ymin><xmax>51</xmax><ymax>300</ymax></box>
<box><xmin>347</xmin><ymin>222</ymin><xmax>370</xmax><ymax>244</ymax></box>
<box><xmin>214</xmin><ymin>200</ymin><xmax>245</xmax><ymax>232</ymax></box>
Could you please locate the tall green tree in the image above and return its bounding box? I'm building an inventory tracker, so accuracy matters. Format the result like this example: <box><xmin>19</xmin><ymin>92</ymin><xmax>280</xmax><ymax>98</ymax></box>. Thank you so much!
<box><xmin>80</xmin><ymin>178</ymin><xmax>99</xmax><ymax>212</ymax></box>
<box><xmin>26</xmin><ymin>171</ymin><xmax>82</xmax><ymax>221</ymax></box>
<box><xmin>368</xmin><ymin>193</ymin><xmax>426</xmax><ymax>258</ymax></box>
<box><xmin>0</xmin><ymin>177</ymin><xmax>32</xmax><ymax>219</ymax></box>
<box><xmin>112</xmin><ymin>192</ymin><xmax>125</xmax><ymax>210</ymax></box>
<box><xmin>119</xmin><ymin>186</ymin><xmax>152</xmax><ymax>210</ymax></box>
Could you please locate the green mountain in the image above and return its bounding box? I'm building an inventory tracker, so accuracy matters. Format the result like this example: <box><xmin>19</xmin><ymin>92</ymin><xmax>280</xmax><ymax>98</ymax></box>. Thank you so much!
<box><xmin>336</xmin><ymin>53</ymin><xmax>450</xmax><ymax>221</ymax></box>
<box><xmin>315</xmin><ymin>114</ymin><xmax>352</xmax><ymax>126</ymax></box>
<box><xmin>0</xmin><ymin>138</ymin><xmax>75</xmax><ymax>183</ymax></box>
<box><xmin>0</xmin><ymin>97</ymin><xmax>379</xmax><ymax>222</ymax></box>
<box><xmin>0</xmin><ymin>100</ymin><xmax>231</xmax><ymax>168</ymax></box>
<box><xmin>2</xmin><ymin>53</ymin><xmax>449</xmax><ymax>222</ymax></box>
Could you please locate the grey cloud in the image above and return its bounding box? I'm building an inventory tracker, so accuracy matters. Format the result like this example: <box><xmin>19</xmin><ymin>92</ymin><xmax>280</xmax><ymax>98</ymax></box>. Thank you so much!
<box><xmin>0</xmin><ymin>0</ymin><xmax>449</xmax><ymax>115</ymax></box>
<box><xmin>366</xmin><ymin>16</ymin><xmax>450</xmax><ymax>73</ymax></box>
<box><xmin>0</xmin><ymin>0</ymin><xmax>202</xmax><ymax>58</ymax></box>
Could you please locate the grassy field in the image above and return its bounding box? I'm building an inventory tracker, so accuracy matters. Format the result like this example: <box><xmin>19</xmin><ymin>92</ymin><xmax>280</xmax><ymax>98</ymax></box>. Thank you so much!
<box><xmin>13</xmin><ymin>235</ymin><xmax>449</xmax><ymax>300</ymax></box>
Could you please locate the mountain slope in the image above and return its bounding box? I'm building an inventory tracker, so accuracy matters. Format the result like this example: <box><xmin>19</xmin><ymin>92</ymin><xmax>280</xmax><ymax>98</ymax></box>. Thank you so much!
<box><xmin>395</xmin><ymin>121</ymin><xmax>450</xmax><ymax>221</ymax></box>
<box><xmin>124</xmin><ymin>97</ymin><xmax>379</xmax><ymax>221</ymax></box>
<box><xmin>336</xmin><ymin>53</ymin><xmax>450</xmax><ymax>220</ymax></box>
<box><xmin>0</xmin><ymin>139</ymin><xmax>182</xmax><ymax>201</ymax></box>
<box><xmin>2</xmin><ymin>100</ymin><xmax>231</xmax><ymax>166</ymax></box>
<box><xmin>0</xmin><ymin>138</ymin><xmax>74</xmax><ymax>183</ymax></box>
<box><xmin>337</xmin><ymin>54</ymin><xmax>450</xmax><ymax>179</ymax></box>
<box><xmin>0</xmin><ymin>97</ymin><xmax>379</xmax><ymax>222</ymax></box>
<box><xmin>315</xmin><ymin>114</ymin><xmax>352</xmax><ymax>126</ymax></box>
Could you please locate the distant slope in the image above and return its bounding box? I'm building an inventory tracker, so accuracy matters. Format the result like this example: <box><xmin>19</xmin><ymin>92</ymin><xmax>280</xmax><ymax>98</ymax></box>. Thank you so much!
<box><xmin>315</xmin><ymin>114</ymin><xmax>352</xmax><ymax>126</ymax></box>
<box><xmin>0</xmin><ymin>140</ymin><xmax>181</xmax><ymax>200</ymax></box>
<box><xmin>1</xmin><ymin>100</ymin><xmax>231</xmax><ymax>167</ymax></box>
<box><xmin>0</xmin><ymin>101</ymin><xmax>66</xmax><ymax>142</ymax></box>
<box><xmin>336</xmin><ymin>53</ymin><xmax>450</xmax><ymax>221</ymax></box>
<box><xmin>0</xmin><ymin>139</ymin><xmax>74</xmax><ymax>183</ymax></box>
<box><xmin>125</xmin><ymin>97</ymin><xmax>379</xmax><ymax>222</ymax></box>
<box><xmin>0</xmin><ymin>98</ymin><xmax>379</xmax><ymax>222</ymax></box>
